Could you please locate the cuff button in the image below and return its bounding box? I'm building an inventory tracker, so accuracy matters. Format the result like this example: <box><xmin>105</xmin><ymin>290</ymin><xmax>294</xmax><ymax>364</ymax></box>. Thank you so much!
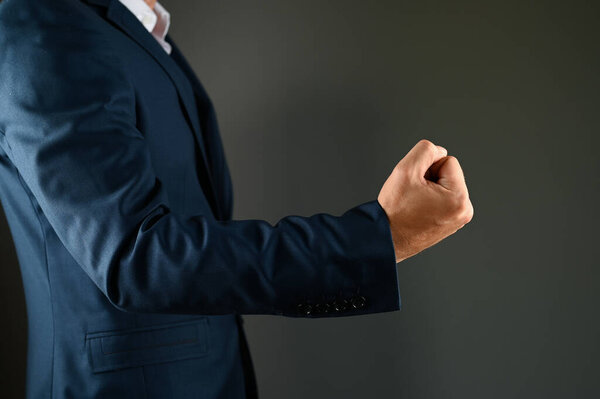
<box><xmin>297</xmin><ymin>303</ymin><xmax>313</xmax><ymax>316</ymax></box>
<box><xmin>315</xmin><ymin>303</ymin><xmax>330</xmax><ymax>314</ymax></box>
<box><xmin>351</xmin><ymin>295</ymin><xmax>366</xmax><ymax>309</ymax></box>
<box><xmin>333</xmin><ymin>299</ymin><xmax>348</xmax><ymax>312</ymax></box>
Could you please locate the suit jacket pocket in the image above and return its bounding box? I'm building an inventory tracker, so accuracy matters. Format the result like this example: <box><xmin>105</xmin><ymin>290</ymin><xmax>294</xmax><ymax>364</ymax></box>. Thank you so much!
<box><xmin>86</xmin><ymin>318</ymin><xmax>209</xmax><ymax>373</ymax></box>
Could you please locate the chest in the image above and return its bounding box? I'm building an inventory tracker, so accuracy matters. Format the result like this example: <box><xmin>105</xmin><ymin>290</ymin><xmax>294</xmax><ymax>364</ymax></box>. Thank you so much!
<box><xmin>111</xmin><ymin>35</ymin><xmax>220</xmax><ymax>217</ymax></box>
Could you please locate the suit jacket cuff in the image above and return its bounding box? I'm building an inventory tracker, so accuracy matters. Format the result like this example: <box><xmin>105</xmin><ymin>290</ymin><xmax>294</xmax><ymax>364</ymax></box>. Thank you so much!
<box><xmin>292</xmin><ymin>199</ymin><xmax>402</xmax><ymax>318</ymax></box>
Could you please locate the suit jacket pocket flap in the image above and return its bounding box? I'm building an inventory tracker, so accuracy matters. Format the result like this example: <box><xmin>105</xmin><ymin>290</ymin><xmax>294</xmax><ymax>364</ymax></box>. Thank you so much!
<box><xmin>86</xmin><ymin>318</ymin><xmax>209</xmax><ymax>373</ymax></box>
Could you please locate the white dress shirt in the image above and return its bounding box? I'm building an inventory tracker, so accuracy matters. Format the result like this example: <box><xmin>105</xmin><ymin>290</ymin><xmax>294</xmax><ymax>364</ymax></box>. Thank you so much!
<box><xmin>118</xmin><ymin>0</ymin><xmax>172</xmax><ymax>54</ymax></box>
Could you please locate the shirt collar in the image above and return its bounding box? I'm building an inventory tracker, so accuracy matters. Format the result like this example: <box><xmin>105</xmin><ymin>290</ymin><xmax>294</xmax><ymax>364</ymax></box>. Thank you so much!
<box><xmin>118</xmin><ymin>0</ymin><xmax>171</xmax><ymax>54</ymax></box>
<box><xmin>151</xmin><ymin>2</ymin><xmax>170</xmax><ymax>41</ymax></box>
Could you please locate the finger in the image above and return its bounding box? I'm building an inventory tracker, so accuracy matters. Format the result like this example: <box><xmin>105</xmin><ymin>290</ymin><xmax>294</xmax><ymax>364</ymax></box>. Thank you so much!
<box><xmin>436</xmin><ymin>156</ymin><xmax>467</xmax><ymax>192</ymax></box>
<box><xmin>425</xmin><ymin>154</ymin><xmax>448</xmax><ymax>182</ymax></box>
<box><xmin>403</xmin><ymin>140</ymin><xmax>448</xmax><ymax>177</ymax></box>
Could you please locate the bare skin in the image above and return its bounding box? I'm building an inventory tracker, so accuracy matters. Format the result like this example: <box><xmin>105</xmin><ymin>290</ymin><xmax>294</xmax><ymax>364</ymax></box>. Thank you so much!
<box><xmin>144</xmin><ymin>0</ymin><xmax>157</xmax><ymax>10</ymax></box>
<box><xmin>378</xmin><ymin>139</ymin><xmax>474</xmax><ymax>263</ymax></box>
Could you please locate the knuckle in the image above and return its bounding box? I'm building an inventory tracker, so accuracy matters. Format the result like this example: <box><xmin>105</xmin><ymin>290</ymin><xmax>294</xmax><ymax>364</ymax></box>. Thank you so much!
<box><xmin>445</xmin><ymin>155</ymin><xmax>459</xmax><ymax>165</ymax></box>
<box><xmin>457</xmin><ymin>202</ymin><xmax>473</xmax><ymax>224</ymax></box>
<box><xmin>462</xmin><ymin>203</ymin><xmax>474</xmax><ymax>224</ymax></box>
<box><xmin>449</xmin><ymin>192</ymin><xmax>470</xmax><ymax>219</ymax></box>
<box><xmin>418</xmin><ymin>139</ymin><xmax>436</xmax><ymax>152</ymax></box>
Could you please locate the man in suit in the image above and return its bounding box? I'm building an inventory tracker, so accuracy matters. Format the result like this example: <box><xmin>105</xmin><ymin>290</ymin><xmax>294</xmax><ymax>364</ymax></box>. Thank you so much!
<box><xmin>0</xmin><ymin>0</ymin><xmax>473</xmax><ymax>397</ymax></box>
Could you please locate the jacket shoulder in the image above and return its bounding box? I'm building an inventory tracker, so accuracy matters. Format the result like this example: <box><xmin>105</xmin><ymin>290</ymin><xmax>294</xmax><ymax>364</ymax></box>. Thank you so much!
<box><xmin>0</xmin><ymin>0</ymin><xmax>133</xmax><ymax>134</ymax></box>
<box><xmin>0</xmin><ymin>0</ymin><xmax>115</xmax><ymax>60</ymax></box>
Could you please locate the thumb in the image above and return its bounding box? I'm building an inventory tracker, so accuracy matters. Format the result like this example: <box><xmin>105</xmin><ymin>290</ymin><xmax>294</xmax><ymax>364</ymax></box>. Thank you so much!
<box><xmin>436</xmin><ymin>156</ymin><xmax>467</xmax><ymax>192</ymax></box>
<box><xmin>404</xmin><ymin>140</ymin><xmax>448</xmax><ymax>177</ymax></box>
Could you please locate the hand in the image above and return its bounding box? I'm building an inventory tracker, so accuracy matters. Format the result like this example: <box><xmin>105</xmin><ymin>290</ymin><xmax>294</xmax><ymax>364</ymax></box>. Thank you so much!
<box><xmin>377</xmin><ymin>139</ymin><xmax>474</xmax><ymax>263</ymax></box>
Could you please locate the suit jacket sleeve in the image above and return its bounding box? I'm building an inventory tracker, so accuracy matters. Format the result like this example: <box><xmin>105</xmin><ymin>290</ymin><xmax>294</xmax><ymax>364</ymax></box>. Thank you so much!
<box><xmin>0</xmin><ymin>21</ymin><xmax>401</xmax><ymax>318</ymax></box>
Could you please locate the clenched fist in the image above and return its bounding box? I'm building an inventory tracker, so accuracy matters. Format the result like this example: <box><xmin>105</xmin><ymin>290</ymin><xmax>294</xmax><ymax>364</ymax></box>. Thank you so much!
<box><xmin>378</xmin><ymin>139</ymin><xmax>474</xmax><ymax>263</ymax></box>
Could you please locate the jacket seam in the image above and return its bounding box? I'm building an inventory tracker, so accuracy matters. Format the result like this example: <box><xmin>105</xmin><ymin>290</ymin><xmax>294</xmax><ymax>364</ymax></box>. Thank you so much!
<box><xmin>141</xmin><ymin>363</ymin><xmax>149</xmax><ymax>398</ymax></box>
<box><xmin>134</xmin><ymin>310</ymin><xmax>149</xmax><ymax>398</ymax></box>
<box><xmin>15</xmin><ymin>171</ymin><xmax>56</xmax><ymax>399</ymax></box>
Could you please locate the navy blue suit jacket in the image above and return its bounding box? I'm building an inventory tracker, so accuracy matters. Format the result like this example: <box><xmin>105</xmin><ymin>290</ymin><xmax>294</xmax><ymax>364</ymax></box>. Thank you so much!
<box><xmin>0</xmin><ymin>0</ymin><xmax>401</xmax><ymax>397</ymax></box>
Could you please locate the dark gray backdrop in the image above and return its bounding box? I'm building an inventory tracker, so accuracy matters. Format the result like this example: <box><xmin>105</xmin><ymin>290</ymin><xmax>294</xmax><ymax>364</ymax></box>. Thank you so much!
<box><xmin>1</xmin><ymin>0</ymin><xmax>599</xmax><ymax>397</ymax></box>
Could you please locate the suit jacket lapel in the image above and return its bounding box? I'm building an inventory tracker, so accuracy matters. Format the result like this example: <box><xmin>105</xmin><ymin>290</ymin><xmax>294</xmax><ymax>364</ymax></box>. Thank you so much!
<box><xmin>82</xmin><ymin>0</ymin><xmax>222</xmax><ymax>217</ymax></box>
<box><xmin>166</xmin><ymin>36</ymin><xmax>233</xmax><ymax>220</ymax></box>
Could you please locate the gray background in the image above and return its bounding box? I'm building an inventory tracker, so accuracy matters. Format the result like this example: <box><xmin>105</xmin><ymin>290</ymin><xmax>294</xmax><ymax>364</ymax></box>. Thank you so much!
<box><xmin>1</xmin><ymin>0</ymin><xmax>599</xmax><ymax>397</ymax></box>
